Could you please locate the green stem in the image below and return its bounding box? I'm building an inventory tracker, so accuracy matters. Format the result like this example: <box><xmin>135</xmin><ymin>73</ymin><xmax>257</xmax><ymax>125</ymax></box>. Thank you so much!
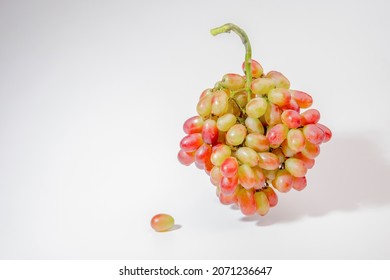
<box><xmin>210</xmin><ymin>23</ymin><xmax>252</xmax><ymax>101</ymax></box>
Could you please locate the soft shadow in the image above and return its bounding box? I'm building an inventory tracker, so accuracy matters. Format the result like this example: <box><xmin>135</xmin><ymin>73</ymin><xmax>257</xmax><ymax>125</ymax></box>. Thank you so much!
<box><xmin>236</xmin><ymin>134</ymin><xmax>390</xmax><ymax>226</ymax></box>
<box><xmin>169</xmin><ymin>224</ymin><xmax>182</xmax><ymax>231</ymax></box>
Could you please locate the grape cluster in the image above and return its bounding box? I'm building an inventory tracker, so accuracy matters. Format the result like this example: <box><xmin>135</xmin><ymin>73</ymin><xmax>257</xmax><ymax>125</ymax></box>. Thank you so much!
<box><xmin>178</xmin><ymin>24</ymin><xmax>331</xmax><ymax>216</ymax></box>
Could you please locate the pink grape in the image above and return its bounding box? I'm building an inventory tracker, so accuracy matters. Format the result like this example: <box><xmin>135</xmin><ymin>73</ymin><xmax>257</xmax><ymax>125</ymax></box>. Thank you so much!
<box><xmin>301</xmin><ymin>109</ymin><xmax>320</xmax><ymax>125</ymax></box>
<box><xmin>254</xmin><ymin>191</ymin><xmax>270</xmax><ymax>216</ymax></box>
<box><xmin>151</xmin><ymin>214</ymin><xmax>174</xmax><ymax>232</ymax></box>
<box><xmin>268</xmin><ymin>88</ymin><xmax>291</xmax><ymax>107</ymax></box>
<box><xmin>221</xmin><ymin>73</ymin><xmax>245</xmax><ymax>90</ymax></box>
<box><xmin>281</xmin><ymin>98</ymin><xmax>300</xmax><ymax>112</ymax></box>
<box><xmin>245</xmin><ymin>117</ymin><xmax>264</xmax><ymax>134</ymax></box>
<box><xmin>266</xmin><ymin>71</ymin><xmax>290</xmax><ymax>89</ymax></box>
<box><xmin>258</xmin><ymin>152</ymin><xmax>280</xmax><ymax>170</ymax></box>
<box><xmin>243</xmin><ymin>59</ymin><xmax>263</xmax><ymax>78</ymax></box>
<box><xmin>210</xmin><ymin>144</ymin><xmax>231</xmax><ymax>166</ymax></box>
<box><xmin>290</xmin><ymin>90</ymin><xmax>313</xmax><ymax>108</ymax></box>
<box><xmin>287</xmin><ymin>129</ymin><xmax>306</xmax><ymax>152</ymax></box>
<box><xmin>211</xmin><ymin>90</ymin><xmax>229</xmax><ymax>116</ymax></box>
<box><xmin>262</xmin><ymin>186</ymin><xmax>278</xmax><ymax>207</ymax></box>
<box><xmin>220</xmin><ymin>174</ymin><xmax>239</xmax><ymax>194</ymax></box>
<box><xmin>251</xmin><ymin>78</ymin><xmax>275</xmax><ymax>95</ymax></box>
<box><xmin>183</xmin><ymin>116</ymin><xmax>204</xmax><ymax>134</ymax></box>
<box><xmin>316</xmin><ymin>123</ymin><xmax>332</xmax><ymax>143</ymax></box>
<box><xmin>202</xmin><ymin>119</ymin><xmax>219</xmax><ymax>144</ymax></box>
<box><xmin>219</xmin><ymin>189</ymin><xmax>238</xmax><ymax>205</ymax></box>
<box><xmin>294</xmin><ymin>152</ymin><xmax>315</xmax><ymax>169</ymax></box>
<box><xmin>245</xmin><ymin>133</ymin><xmax>269</xmax><ymax>152</ymax></box>
<box><xmin>236</xmin><ymin>147</ymin><xmax>259</xmax><ymax>167</ymax></box>
<box><xmin>272</xmin><ymin>169</ymin><xmax>293</xmax><ymax>193</ymax></box>
<box><xmin>302</xmin><ymin>124</ymin><xmax>325</xmax><ymax>145</ymax></box>
<box><xmin>281</xmin><ymin>110</ymin><xmax>301</xmax><ymax>128</ymax></box>
<box><xmin>246</xmin><ymin>97</ymin><xmax>268</xmax><ymax>118</ymax></box>
<box><xmin>180</xmin><ymin>133</ymin><xmax>203</xmax><ymax>152</ymax></box>
<box><xmin>177</xmin><ymin>150</ymin><xmax>195</xmax><ymax>166</ymax></box>
<box><xmin>195</xmin><ymin>143</ymin><xmax>212</xmax><ymax>167</ymax></box>
<box><xmin>220</xmin><ymin>157</ymin><xmax>239</xmax><ymax>178</ymax></box>
<box><xmin>285</xmin><ymin>158</ymin><xmax>307</xmax><ymax>177</ymax></box>
<box><xmin>237</xmin><ymin>188</ymin><xmax>256</xmax><ymax>215</ymax></box>
<box><xmin>238</xmin><ymin>164</ymin><xmax>256</xmax><ymax>189</ymax></box>
<box><xmin>226</xmin><ymin>124</ymin><xmax>247</xmax><ymax>146</ymax></box>
<box><xmin>292</xmin><ymin>176</ymin><xmax>307</xmax><ymax>191</ymax></box>
<box><xmin>301</xmin><ymin>141</ymin><xmax>320</xmax><ymax>159</ymax></box>
<box><xmin>266</xmin><ymin>123</ymin><xmax>288</xmax><ymax>148</ymax></box>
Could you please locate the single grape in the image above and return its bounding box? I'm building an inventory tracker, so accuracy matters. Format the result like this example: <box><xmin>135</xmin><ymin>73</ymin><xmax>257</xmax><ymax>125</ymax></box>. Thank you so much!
<box><xmin>226</xmin><ymin>99</ymin><xmax>241</xmax><ymax>116</ymax></box>
<box><xmin>238</xmin><ymin>164</ymin><xmax>256</xmax><ymax>189</ymax></box>
<box><xmin>196</xmin><ymin>94</ymin><xmax>213</xmax><ymax>117</ymax></box>
<box><xmin>294</xmin><ymin>152</ymin><xmax>315</xmax><ymax>169</ymax></box>
<box><xmin>234</xmin><ymin>91</ymin><xmax>248</xmax><ymax>108</ymax></box>
<box><xmin>244</xmin><ymin>133</ymin><xmax>269</xmax><ymax>152</ymax></box>
<box><xmin>219</xmin><ymin>189</ymin><xmax>238</xmax><ymax>205</ymax></box>
<box><xmin>242</xmin><ymin>59</ymin><xmax>263</xmax><ymax>78</ymax></box>
<box><xmin>266</xmin><ymin>71</ymin><xmax>290</xmax><ymax>89</ymax></box>
<box><xmin>237</xmin><ymin>187</ymin><xmax>257</xmax><ymax>216</ymax></box>
<box><xmin>268</xmin><ymin>88</ymin><xmax>291</xmax><ymax>107</ymax></box>
<box><xmin>236</xmin><ymin>147</ymin><xmax>259</xmax><ymax>167</ymax></box>
<box><xmin>272</xmin><ymin>169</ymin><xmax>293</xmax><ymax>193</ymax></box>
<box><xmin>183</xmin><ymin>116</ymin><xmax>204</xmax><ymax>134</ymax></box>
<box><xmin>301</xmin><ymin>109</ymin><xmax>320</xmax><ymax>125</ymax></box>
<box><xmin>210</xmin><ymin>144</ymin><xmax>231</xmax><ymax>166</ymax></box>
<box><xmin>301</xmin><ymin>141</ymin><xmax>320</xmax><ymax>159</ymax></box>
<box><xmin>264</xmin><ymin>102</ymin><xmax>282</xmax><ymax>126</ymax></box>
<box><xmin>151</xmin><ymin>214</ymin><xmax>175</xmax><ymax>232</ymax></box>
<box><xmin>281</xmin><ymin>110</ymin><xmax>301</xmax><ymax>128</ymax></box>
<box><xmin>217</xmin><ymin>113</ymin><xmax>237</xmax><ymax>132</ymax></box>
<box><xmin>246</xmin><ymin>97</ymin><xmax>268</xmax><ymax>118</ymax></box>
<box><xmin>244</xmin><ymin>117</ymin><xmax>265</xmax><ymax>134</ymax></box>
<box><xmin>221</xmin><ymin>73</ymin><xmax>245</xmax><ymax>90</ymax></box>
<box><xmin>220</xmin><ymin>156</ymin><xmax>239</xmax><ymax>178</ymax></box>
<box><xmin>220</xmin><ymin>174</ymin><xmax>239</xmax><ymax>194</ymax></box>
<box><xmin>252</xmin><ymin>166</ymin><xmax>266</xmax><ymax>189</ymax></box>
<box><xmin>202</xmin><ymin>119</ymin><xmax>219</xmax><ymax>144</ymax></box>
<box><xmin>302</xmin><ymin>124</ymin><xmax>325</xmax><ymax>145</ymax></box>
<box><xmin>180</xmin><ymin>133</ymin><xmax>203</xmax><ymax>152</ymax></box>
<box><xmin>177</xmin><ymin>150</ymin><xmax>195</xmax><ymax>166</ymax></box>
<box><xmin>195</xmin><ymin>143</ymin><xmax>212</xmax><ymax>167</ymax></box>
<box><xmin>281</xmin><ymin>98</ymin><xmax>300</xmax><ymax>112</ymax></box>
<box><xmin>290</xmin><ymin>90</ymin><xmax>313</xmax><ymax>108</ymax></box>
<box><xmin>292</xmin><ymin>176</ymin><xmax>307</xmax><ymax>191</ymax></box>
<box><xmin>251</xmin><ymin>78</ymin><xmax>276</xmax><ymax>95</ymax></box>
<box><xmin>316</xmin><ymin>123</ymin><xmax>332</xmax><ymax>143</ymax></box>
<box><xmin>262</xmin><ymin>186</ymin><xmax>278</xmax><ymax>207</ymax></box>
<box><xmin>285</xmin><ymin>158</ymin><xmax>307</xmax><ymax>177</ymax></box>
<box><xmin>199</xmin><ymin>88</ymin><xmax>213</xmax><ymax>100</ymax></box>
<box><xmin>211</xmin><ymin>90</ymin><xmax>229</xmax><ymax>116</ymax></box>
<box><xmin>281</xmin><ymin>139</ymin><xmax>297</xmax><ymax>157</ymax></box>
<box><xmin>254</xmin><ymin>191</ymin><xmax>270</xmax><ymax>216</ymax></box>
<box><xmin>226</xmin><ymin>124</ymin><xmax>247</xmax><ymax>146</ymax></box>
<box><xmin>287</xmin><ymin>129</ymin><xmax>306</xmax><ymax>152</ymax></box>
<box><xmin>258</xmin><ymin>152</ymin><xmax>280</xmax><ymax>170</ymax></box>
<box><xmin>210</xmin><ymin>166</ymin><xmax>223</xmax><ymax>186</ymax></box>
<box><xmin>266</xmin><ymin>123</ymin><xmax>288</xmax><ymax>148</ymax></box>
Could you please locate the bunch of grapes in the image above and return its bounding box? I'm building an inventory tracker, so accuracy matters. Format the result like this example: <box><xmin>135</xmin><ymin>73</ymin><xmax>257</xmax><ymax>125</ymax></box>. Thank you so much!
<box><xmin>177</xmin><ymin>23</ymin><xmax>332</xmax><ymax>216</ymax></box>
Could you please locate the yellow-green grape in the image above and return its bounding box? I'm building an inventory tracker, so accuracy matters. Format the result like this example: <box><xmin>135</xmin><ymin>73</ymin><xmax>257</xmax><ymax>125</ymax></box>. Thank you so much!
<box><xmin>263</xmin><ymin>169</ymin><xmax>277</xmax><ymax>180</ymax></box>
<box><xmin>234</xmin><ymin>91</ymin><xmax>248</xmax><ymax>108</ymax></box>
<box><xmin>244</xmin><ymin>133</ymin><xmax>269</xmax><ymax>152</ymax></box>
<box><xmin>268</xmin><ymin>88</ymin><xmax>291</xmax><ymax>107</ymax></box>
<box><xmin>226</xmin><ymin>99</ymin><xmax>241</xmax><ymax>116</ymax></box>
<box><xmin>258</xmin><ymin>152</ymin><xmax>280</xmax><ymax>170</ymax></box>
<box><xmin>245</xmin><ymin>97</ymin><xmax>268</xmax><ymax>118</ymax></box>
<box><xmin>285</xmin><ymin>158</ymin><xmax>307</xmax><ymax>177</ymax></box>
<box><xmin>287</xmin><ymin>129</ymin><xmax>306</xmax><ymax>152</ymax></box>
<box><xmin>251</xmin><ymin>78</ymin><xmax>276</xmax><ymax>95</ymax></box>
<box><xmin>217</xmin><ymin>113</ymin><xmax>237</xmax><ymax>132</ymax></box>
<box><xmin>196</xmin><ymin>94</ymin><xmax>213</xmax><ymax>117</ymax></box>
<box><xmin>252</xmin><ymin>166</ymin><xmax>266</xmax><ymax>190</ymax></box>
<box><xmin>272</xmin><ymin>148</ymin><xmax>285</xmax><ymax>165</ymax></box>
<box><xmin>254</xmin><ymin>191</ymin><xmax>270</xmax><ymax>216</ymax></box>
<box><xmin>242</xmin><ymin>59</ymin><xmax>264</xmax><ymax>78</ymax></box>
<box><xmin>151</xmin><ymin>214</ymin><xmax>175</xmax><ymax>232</ymax></box>
<box><xmin>266</xmin><ymin>70</ymin><xmax>291</xmax><ymax>89</ymax></box>
<box><xmin>210</xmin><ymin>166</ymin><xmax>222</xmax><ymax>186</ymax></box>
<box><xmin>235</xmin><ymin>147</ymin><xmax>259</xmax><ymax>167</ymax></box>
<box><xmin>211</xmin><ymin>144</ymin><xmax>231</xmax><ymax>166</ymax></box>
<box><xmin>238</xmin><ymin>164</ymin><xmax>256</xmax><ymax>189</ymax></box>
<box><xmin>226</xmin><ymin>124</ymin><xmax>247</xmax><ymax>146</ymax></box>
<box><xmin>281</xmin><ymin>139</ymin><xmax>297</xmax><ymax>157</ymax></box>
<box><xmin>244</xmin><ymin>117</ymin><xmax>264</xmax><ymax>134</ymax></box>
<box><xmin>221</xmin><ymin>73</ymin><xmax>245</xmax><ymax>91</ymax></box>
<box><xmin>211</xmin><ymin>90</ymin><xmax>229</xmax><ymax>116</ymax></box>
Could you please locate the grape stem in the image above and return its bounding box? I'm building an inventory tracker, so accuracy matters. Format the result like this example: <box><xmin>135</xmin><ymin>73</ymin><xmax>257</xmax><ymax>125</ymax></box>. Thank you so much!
<box><xmin>210</xmin><ymin>23</ymin><xmax>252</xmax><ymax>101</ymax></box>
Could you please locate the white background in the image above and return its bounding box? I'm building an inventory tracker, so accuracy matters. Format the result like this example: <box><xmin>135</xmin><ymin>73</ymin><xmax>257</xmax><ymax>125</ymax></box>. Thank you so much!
<box><xmin>1</xmin><ymin>0</ymin><xmax>390</xmax><ymax>259</ymax></box>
